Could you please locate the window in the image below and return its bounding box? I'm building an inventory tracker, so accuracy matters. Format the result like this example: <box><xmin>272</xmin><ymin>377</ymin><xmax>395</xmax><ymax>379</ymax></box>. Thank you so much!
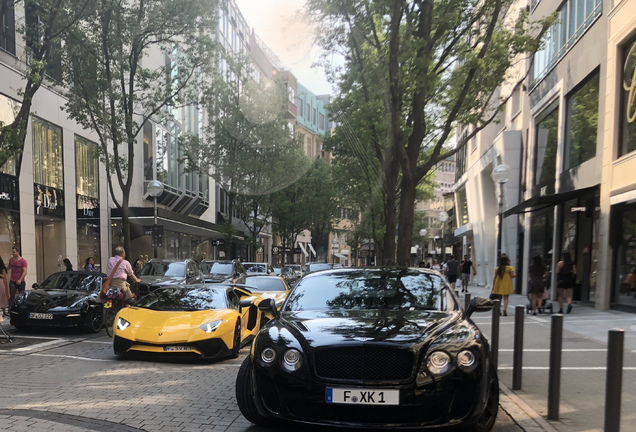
<box><xmin>566</xmin><ymin>70</ymin><xmax>599</xmax><ymax>169</ymax></box>
<box><xmin>32</xmin><ymin>117</ymin><xmax>63</xmax><ymax>189</ymax></box>
<box><xmin>313</xmin><ymin>108</ymin><xmax>317</xmax><ymax>124</ymax></box>
<box><xmin>75</xmin><ymin>136</ymin><xmax>99</xmax><ymax>198</ymax></box>
<box><xmin>619</xmin><ymin>35</ymin><xmax>636</xmax><ymax>157</ymax></box>
<box><xmin>511</xmin><ymin>86</ymin><xmax>521</xmax><ymax>118</ymax></box>
<box><xmin>456</xmin><ymin>187</ymin><xmax>469</xmax><ymax>226</ymax></box>
<box><xmin>0</xmin><ymin>3</ymin><xmax>15</xmax><ymax>55</ymax></box>
<box><xmin>0</xmin><ymin>94</ymin><xmax>20</xmax><ymax>175</ymax></box>
<box><xmin>306</xmin><ymin>103</ymin><xmax>310</xmax><ymax>119</ymax></box>
<box><xmin>534</xmin><ymin>105</ymin><xmax>559</xmax><ymax>188</ymax></box>
<box><xmin>319</xmin><ymin>113</ymin><xmax>325</xmax><ymax>130</ymax></box>
<box><xmin>297</xmin><ymin>98</ymin><xmax>303</xmax><ymax>116</ymax></box>
<box><xmin>25</xmin><ymin>2</ymin><xmax>62</xmax><ymax>81</ymax></box>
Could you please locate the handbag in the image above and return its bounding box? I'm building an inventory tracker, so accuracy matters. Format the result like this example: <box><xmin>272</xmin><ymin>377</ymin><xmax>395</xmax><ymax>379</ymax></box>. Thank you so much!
<box><xmin>104</xmin><ymin>286</ymin><xmax>125</xmax><ymax>300</ymax></box>
<box><xmin>100</xmin><ymin>258</ymin><xmax>124</xmax><ymax>299</ymax></box>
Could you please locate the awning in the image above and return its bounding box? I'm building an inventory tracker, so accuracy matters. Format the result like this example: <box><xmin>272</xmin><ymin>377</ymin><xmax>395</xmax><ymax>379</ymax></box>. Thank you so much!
<box><xmin>298</xmin><ymin>243</ymin><xmax>309</xmax><ymax>257</ymax></box>
<box><xmin>334</xmin><ymin>253</ymin><xmax>346</xmax><ymax>259</ymax></box>
<box><xmin>503</xmin><ymin>185</ymin><xmax>599</xmax><ymax>218</ymax></box>
<box><xmin>308</xmin><ymin>243</ymin><xmax>317</xmax><ymax>257</ymax></box>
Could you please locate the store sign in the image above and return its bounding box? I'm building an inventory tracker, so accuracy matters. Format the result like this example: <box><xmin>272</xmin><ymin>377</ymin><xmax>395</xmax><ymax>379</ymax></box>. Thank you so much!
<box><xmin>212</xmin><ymin>239</ymin><xmax>225</xmax><ymax>246</ymax></box>
<box><xmin>625</xmin><ymin>41</ymin><xmax>636</xmax><ymax>124</ymax></box>
<box><xmin>34</xmin><ymin>183</ymin><xmax>64</xmax><ymax>218</ymax></box>
<box><xmin>0</xmin><ymin>173</ymin><xmax>19</xmax><ymax>211</ymax></box>
<box><xmin>77</xmin><ymin>194</ymin><xmax>100</xmax><ymax>220</ymax></box>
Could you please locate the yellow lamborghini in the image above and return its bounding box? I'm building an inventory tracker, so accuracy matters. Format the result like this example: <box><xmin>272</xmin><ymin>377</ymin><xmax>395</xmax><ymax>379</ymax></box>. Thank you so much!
<box><xmin>112</xmin><ymin>284</ymin><xmax>262</xmax><ymax>360</ymax></box>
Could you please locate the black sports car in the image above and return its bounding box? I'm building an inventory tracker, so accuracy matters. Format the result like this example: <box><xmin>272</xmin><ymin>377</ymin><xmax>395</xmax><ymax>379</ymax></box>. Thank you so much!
<box><xmin>236</xmin><ymin>267</ymin><xmax>498</xmax><ymax>431</ymax></box>
<box><xmin>10</xmin><ymin>271</ymin><xmax>106</xmax><ymax>333</ymax></box>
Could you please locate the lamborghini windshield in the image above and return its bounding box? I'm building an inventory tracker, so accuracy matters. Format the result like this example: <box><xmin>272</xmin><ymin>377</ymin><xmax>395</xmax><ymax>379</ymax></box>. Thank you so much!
<box><xmin>135</xmin><ymin>287</ymin><xmax>227</xmax><ymax>311</ymax></box>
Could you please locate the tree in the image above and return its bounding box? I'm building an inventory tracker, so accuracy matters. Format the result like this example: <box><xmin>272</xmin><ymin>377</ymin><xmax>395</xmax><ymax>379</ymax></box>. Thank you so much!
<box><xmin>60</xmin><ymin>0</ymin><xmax>217</xmax><ymax>256</ymax></box>
<box><xmin>308</xmin><ymin>0</ymin><xmax>550</xmax><ymax>265</ymax></box>
<box><xmin>184</xmin><ymin>55</ymin><xmax>310</xmax><ymax>258</ymax></box>
<box><xmin>0</xmin><ymin>0</ymin><xmax>92</xmax><ymax>173</ymax></box>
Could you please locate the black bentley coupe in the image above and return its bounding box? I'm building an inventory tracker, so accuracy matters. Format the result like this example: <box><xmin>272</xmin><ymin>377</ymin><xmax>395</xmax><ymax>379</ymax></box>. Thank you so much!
<box><xmin>236</xmin><ymin>267</ymin><xmax>498</xmax><ymax>431</ymax></box>
<box><xmin>10</xmin><ymin>271</ymin><xmax>106</xmax><ymax>333</ymax></box>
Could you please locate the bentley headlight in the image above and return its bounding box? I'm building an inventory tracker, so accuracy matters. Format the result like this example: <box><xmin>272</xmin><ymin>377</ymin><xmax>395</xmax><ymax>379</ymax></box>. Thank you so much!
<box><xmin>117</xmin><ymin>317</ymin><xmax>131</xmax><ymax>331</ymax></box>
<box><xmin>261</xmin><ymin>347</ymin><xmax>276</xmax><ymax>364</ymax></box>
<box><xmin>282</xmin><ymin>348</ymin><xmax>302</xmax><ymax>371</ymax></box>
<box><xmin>426</xmin><ymin>351</ymin><xmax>452</xmax><ymax>377</ymax></box>
<box><xmin>200</xmin><ymin>320</ymin><xmax>222</xmax><ymax>333</ymax></box>
<box><xmin>457</xmin><ymin>350</ymin><xmax>478</xmax><ymax>372</ymax></box>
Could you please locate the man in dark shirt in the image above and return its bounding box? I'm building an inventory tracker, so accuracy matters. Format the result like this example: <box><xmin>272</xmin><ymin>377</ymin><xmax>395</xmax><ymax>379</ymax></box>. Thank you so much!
<box><xmin>461</xmin><ymin>255</ymin><xmax>477</xmax><ymax>293</ymax></box>
<box><xmin>445</xmin><ymin>255</ymin><xmax>460</xmax><ymax>286</ymax></box>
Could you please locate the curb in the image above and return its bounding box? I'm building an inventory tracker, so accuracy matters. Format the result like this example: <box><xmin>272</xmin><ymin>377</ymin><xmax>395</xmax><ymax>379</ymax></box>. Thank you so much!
<box><xmin>498</xmin><ymin>382</ymin><xmax>559</xmax><ymax>432</ymax></box>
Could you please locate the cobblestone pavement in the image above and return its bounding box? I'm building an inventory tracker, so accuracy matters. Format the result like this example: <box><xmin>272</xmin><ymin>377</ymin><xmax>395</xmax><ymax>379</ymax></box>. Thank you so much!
<box><xmin>0</xmin><ymin>325</ymin><xmax>523</xmax><ymax>431</ymax></box>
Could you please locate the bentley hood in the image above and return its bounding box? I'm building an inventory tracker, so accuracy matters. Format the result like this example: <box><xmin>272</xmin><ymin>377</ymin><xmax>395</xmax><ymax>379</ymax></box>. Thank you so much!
<box><xmin>273</xmin><ymin>309</ymin><xmax>459</xmax><ymax>347</ymax></box>
<box><xmin>139</xmin><ymin>276</ymin><xmax>186</xmax><ymax>286</ymax></box>
<box><xmin>117</xmin><ymin>308</ymin><xmax>234</xmax><ymax>343</ymax></box>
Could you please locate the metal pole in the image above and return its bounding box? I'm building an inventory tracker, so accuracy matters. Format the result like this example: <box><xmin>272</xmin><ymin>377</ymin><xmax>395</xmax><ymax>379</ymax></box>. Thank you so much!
<box><xmin>464</xmin><ymin>292</ymin><xmax>471</xmax><ymax>312</ymax></box>
<box><xmin>512</xmin><ymin>305</ymin><xmax>524</xmax><ymax>390</ymax></box>
<box><xmin>441</xmin><ymin>222</ymin><xmax>445</xmax><ymax>263</ymax></box>
<box><xmin>604</xmin><ymin>329</ymin><xmax>624</xmax><ymax>432</ymax></box>
<box><xmin>491</xmin><ymin>299</ymin><xmax>500</xmax><ymax>369</ymax></box>
<box><xmin>547</xmin><ymin>314</ymin><xmax>563</xmax><ymax>420</ymax></box>
<box><xmin>153</xmin><ymin>196</ymin><xmax>158</xmax><ymax>259</ymax></box>
<box><xmin>497</xmin><ymin>184</ymin><xmax>503</xmax><ymax>260</ymax></box>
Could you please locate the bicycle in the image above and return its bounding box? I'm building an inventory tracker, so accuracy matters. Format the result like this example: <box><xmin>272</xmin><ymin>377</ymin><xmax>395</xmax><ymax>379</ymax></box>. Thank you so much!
<box><xmin>103</xmin><ymin>299</ymin><xmax>125</xmax><ymax>337</ymax></box>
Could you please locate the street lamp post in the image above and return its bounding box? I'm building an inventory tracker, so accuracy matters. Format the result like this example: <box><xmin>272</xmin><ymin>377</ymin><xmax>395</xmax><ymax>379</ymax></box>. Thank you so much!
<box><xmin>438</xmin><ymin>211</ymin><xmax>449</xmax><ymax>263</ymax></box>
<box><xmin>419</xmin><ymin>229</ymin><xmax>428</xmax><ymax>264</ymax></box>
<box><xmin>491</xmin><ymin>164</ymin><xmax>511</xmax><ymax>261</ymax></box>
<box><xmin>147</xmin><ymin>180</ymin><xmax>164</xmax><ymax>259</ymax></box>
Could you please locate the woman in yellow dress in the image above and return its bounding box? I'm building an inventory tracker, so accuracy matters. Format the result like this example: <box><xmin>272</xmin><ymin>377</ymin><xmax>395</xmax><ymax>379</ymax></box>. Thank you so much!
<box><xmin>492</xmin><ymin>256</ymin><xmax>516</xmax><ymax>316</ymax></box>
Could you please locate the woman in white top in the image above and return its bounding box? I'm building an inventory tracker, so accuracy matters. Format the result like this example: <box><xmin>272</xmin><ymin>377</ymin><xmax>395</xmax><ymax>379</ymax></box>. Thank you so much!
<box><xmin>431</xmin><ymin>259</ymin><xmax>441</xmax><ymax>271</ymax></box>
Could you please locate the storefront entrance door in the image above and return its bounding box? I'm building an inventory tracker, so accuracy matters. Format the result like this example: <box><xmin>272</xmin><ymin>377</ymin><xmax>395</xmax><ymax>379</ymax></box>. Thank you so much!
<box><xmin>35</xmin><ymin>220</ymin><xmax>66</xmax><ymax>283</ymax></box>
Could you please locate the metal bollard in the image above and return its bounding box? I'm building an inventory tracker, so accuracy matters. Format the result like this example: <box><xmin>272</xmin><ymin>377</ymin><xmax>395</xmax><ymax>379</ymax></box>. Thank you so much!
<box><xmin>491</xmin><ymin>299</ymin><xmax>500</xmax><ymax>369</ymax></box>
<box><xmin>547</xmin><ymin>314</ymin><xmax>563</xmax><ymax>420</ymax></box>
<box><xmin>512</xmin><ymin>305</ymin><xmax>524</xmax><ymax>390</ymax></box>
<box><xmin>464</xmin><ymin>293</ymin><xmax>471</xmax><ymax>311</ymax></box>
<box><xmin>604</xmin><ymin>329</ymin><xmax>624</xmax><ymax>432</ymax></box>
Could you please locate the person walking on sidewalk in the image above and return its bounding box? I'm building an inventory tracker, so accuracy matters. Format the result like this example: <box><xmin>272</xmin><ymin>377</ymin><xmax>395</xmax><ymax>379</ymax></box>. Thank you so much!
<box><xmin>528</xmin><ymin>255</ymin><xmax>547</xmax><ymax>315</ymax></box>
<box><xmin>0</xmin><ymin>256</ymin><xmax>8</xmax><ymax>316</ymax></box>
<box><xmin>8</xmin><ymin>246</ymin><xmax>27</xmax><ymax>311</ymax></box>
<box><xmin>556</xmin><ymin>252</ymin><xmax>576</xmax><ymax>314</ymax></box>
<box><xmin>460</xmin><ymin>255</ymin><xmax>476</xmax><ymax>293</ymax></box>
<box><xmin>492</xmin><ymin>256</ymin><xmax>515</xmax><ymax>316</ymax></box>
<box><xmin>445</xmin><ymin>255</ymin><xmax>460</xmax><ymax>287</ymax></box>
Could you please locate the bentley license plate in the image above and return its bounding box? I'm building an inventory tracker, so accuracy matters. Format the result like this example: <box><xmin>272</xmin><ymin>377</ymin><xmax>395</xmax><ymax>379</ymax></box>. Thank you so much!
<box><xmin>163</xmin><ymin>346</ymin><xmax>191</xmax><ymax>352</ymax></box>
<box><xmin>29</xmin><ymin>313</ymin><xmax>53</xmax><ymax>320</ymax></box>
<box><xmin>326</xmin><ymin>388</ymin><xmax>399</xmax><ymax>405</ymax></box>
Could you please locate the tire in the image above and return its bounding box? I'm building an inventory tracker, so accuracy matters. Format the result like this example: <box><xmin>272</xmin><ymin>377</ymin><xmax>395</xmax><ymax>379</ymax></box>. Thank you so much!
<box><xmin>236</xmin><ymin>356</ymin><xmax>271</xmax><ymax>426</ymax></box>
<box><xmin>104</xmin><ymin>307</ymin><xmax>115</xmax><ymax>338</ymax></box>
<box><xmin>86</xmin><ymin>305</ymin><xmax>103</xmax><ymax>333</ymax></box>
<box><xmin>229</xmin><ymin>319</ymin><xmax>241</xmax><ymax>359</ymax></box>
<box><xmin>460</xmin><ymin>365</ymin><xmax>499</xmax><ymax>432</ymax></box>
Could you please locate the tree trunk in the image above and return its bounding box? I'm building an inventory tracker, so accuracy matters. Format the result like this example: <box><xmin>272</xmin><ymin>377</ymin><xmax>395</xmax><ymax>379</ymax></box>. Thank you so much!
<box><xmin>121</xmin><ymin>195</ymin><xmax>131</xmax><ymax>262</ymax></box>
<box><xmin>397</xmin><ymin>175</ymin><xmax>417</xmax><ymax>266</ymax></box>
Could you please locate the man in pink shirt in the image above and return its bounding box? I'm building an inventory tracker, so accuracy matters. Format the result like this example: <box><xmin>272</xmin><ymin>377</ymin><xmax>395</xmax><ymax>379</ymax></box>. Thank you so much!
<box><xmin>8</xmin><ymin>246</ymin><xmax>27</xmax><ymax>310</ymax></box>
<box><xmin>104</xmin><ymin>246</ymin><xmax>140</xmax><ymax>304</ymax></box>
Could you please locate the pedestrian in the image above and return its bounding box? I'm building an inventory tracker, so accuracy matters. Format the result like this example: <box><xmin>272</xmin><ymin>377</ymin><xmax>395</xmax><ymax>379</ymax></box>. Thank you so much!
<box><xmin>528</xmin><ymin>255</ymin><xmax>547</xmax><ymax>315</ymax></box>
<box><xmin>133</xmin><ymin>255</ymin><xmax>144</xmax><ymax>275</ymax></box>
<box><xmin>99</xmin><ymin>246</ymin><xmax>140</xmax><ymax>305</ymax></box>
<box><xmin>556</xmin><ymin>252</ymin><xmax>576</xmax><ymax>314</ymax></box>
<box><xmin>84</xmin><ymin>257</ymin><xmax>96</xmax><ymax>271</ymax></box>
<box><xmin>431</xmin><ymin>259</ymin><xmax>441</xmax><ymax>271</ymax></box>
<box><xmin>63</xmin><ymin>258</ymin><xmax>73</xmax><ymax>271</ymax></box>
<box><xmin>460</xmin><ymin>254</ymin><xmax>477</xmax><ymax>293</ymax></box>
<box><xmin>418</xmin><ymin>261</ymin><xmax>426</xmax><ymax>268</ymax></box>
<box><xmin>8</xmin><ymin>246</ymin><xmax>27</xmax><ymax>311</ymax></box>
<box><xmin>0</xmin><ymin>256</ymin><xmax>8</xmax><ymax>316</ymax></box>
<box><xmin>445</xmin><ymin>255</ymin><xmax>459</xmax><ymax>287</ymax></box>
<box><xmin>492</xmin><ymin>256</ymin><xmax>515</xmax><ymax>316</ymax></box>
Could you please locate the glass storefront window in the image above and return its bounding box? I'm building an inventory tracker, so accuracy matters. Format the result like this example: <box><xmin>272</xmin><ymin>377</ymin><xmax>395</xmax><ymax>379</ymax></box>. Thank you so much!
<box><xmin>77</xmin><ymin>221</ymin><xmax>101</xmax><ymax>271</ymax></box>
<box><xmin>0</xmin><ymin>94</ymin><xmax>20</xmax><ymax>176</ymax></box>
<box><xmin>614</xmin><ymin>203</ymin><xmax>636</xmax><ymax>308</ymax></box>
<box><xmin>456</xmin><ymin>187</ymin><xmax>469</xmax><ymax>226</ymax></box>
<box><xmin>32</xmin><ymin>117</ymin><xmax>63</xmax><ymax>189</ymax></box>
<box><xmin>566</xmin><ymin>71</ymin><xmax>599</xmax><ymax>169</ymax></box>
<box><xmin>535</xmin><ymin>106</ymin><xmax>559</xmax><ymax>189</ymax></box>
<box><xmin>0</xmin><ymin>210</ymin><xmax>19</xmax><ymax>254</ymax></box>
<box><xmin>75</xmin><ymin>136</ymin><xmax>99</xmax><ymax>198</ymax></box>
<box><xmin>619</xmin><ymin>35</ymin><xmax>636</xmax><ymax>157</ymax></box>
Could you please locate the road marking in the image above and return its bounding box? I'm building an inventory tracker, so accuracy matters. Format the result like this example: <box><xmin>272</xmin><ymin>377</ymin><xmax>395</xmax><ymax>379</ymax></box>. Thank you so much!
<box><xmin>80</xmin><ymin>340</ymin><xmax>112</xmax><ymax>345</ymax></box>
<box><xmin>10</xmin><ymin>339</ymin><xmax>71</xmax><ymax>352</ymax></box>
<box><xmin>31</xmin><ymin>353</ymin><xmax>112</xmax><ymax>362</ymax></box>
<box><xmin>498</xmin><ymin>349</ymin><xmax>607</xmax><ymax>352</ymax></box>
<box><xmin>498</xmin><ymin>366</ymin><xmax>636</xmax><ymax>370</ymax></box>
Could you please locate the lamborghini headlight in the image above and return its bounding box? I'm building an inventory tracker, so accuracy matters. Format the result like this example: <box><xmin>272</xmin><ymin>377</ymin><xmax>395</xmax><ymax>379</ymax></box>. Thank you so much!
<box><xmin>200</xmin><ymin>320</ymin><xmax>222</xmax><ymax>333</ymax></box>
<box><xmin>117</xmin><ymin>317</ymin><xmax>131</xmax><ymax>331</ymax></box>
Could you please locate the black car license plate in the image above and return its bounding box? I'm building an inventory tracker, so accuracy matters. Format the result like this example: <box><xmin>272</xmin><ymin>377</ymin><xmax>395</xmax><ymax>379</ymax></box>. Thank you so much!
<box><xmin>326</xmin><ymin>388</ymin><xmax>399</xmax><ymax>405</ymax></box>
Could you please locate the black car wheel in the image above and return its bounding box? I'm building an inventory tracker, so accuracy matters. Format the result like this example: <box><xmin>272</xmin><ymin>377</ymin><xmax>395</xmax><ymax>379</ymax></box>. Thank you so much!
<box><xmin>229</xmin><ymin>319</ymin><xmax>241</xmax><ymax>359</ymax></box>
<box><xmin>459</xmin><ymin>365</ymin><xmax>499</xmax><ymax>432</ymax></box>
<box><xmin>86</xmin><ymin>305</ymin><xmax>103</xmax><ymax>333</ymax></box>
<box><xmin>236</xmin><ymin>356</ymin><xmax>271</xmax><ymax>426</ymax></box>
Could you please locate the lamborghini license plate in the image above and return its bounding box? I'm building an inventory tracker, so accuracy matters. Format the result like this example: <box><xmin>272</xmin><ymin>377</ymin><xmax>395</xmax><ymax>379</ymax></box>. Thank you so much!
<box><xmin>163</xmin><ymin>346</ymin><xmax>191</xmax><ymax>352</ymax></box>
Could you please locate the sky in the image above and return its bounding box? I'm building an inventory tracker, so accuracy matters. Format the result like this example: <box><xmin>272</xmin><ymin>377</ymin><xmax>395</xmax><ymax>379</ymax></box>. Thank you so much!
<box><xmin>234</xmin><ymin>0</ymin><xmax>334</xmax><ymax>96</ymax></box>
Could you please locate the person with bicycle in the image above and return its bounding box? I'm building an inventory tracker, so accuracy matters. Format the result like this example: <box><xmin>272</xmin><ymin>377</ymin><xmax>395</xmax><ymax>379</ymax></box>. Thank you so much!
<box><xmin>105</xmin><ymin>246</ymin><xmax>140</xmax><ymax>305</ymax></box>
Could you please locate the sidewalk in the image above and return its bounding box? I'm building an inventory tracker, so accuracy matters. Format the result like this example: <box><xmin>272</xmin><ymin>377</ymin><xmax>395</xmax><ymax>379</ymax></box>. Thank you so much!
<box><xmin>463</xmin><ymin>282</ymin><xmax>636</xmax><ymax>432</ymax></box>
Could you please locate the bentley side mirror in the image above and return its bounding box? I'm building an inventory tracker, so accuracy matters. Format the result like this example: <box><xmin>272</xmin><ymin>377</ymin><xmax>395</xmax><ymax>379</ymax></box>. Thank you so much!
<box><xmin>465</xmin><ymin>297</ymin><xmax>494</xmax><ymax>318</ymax></box>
